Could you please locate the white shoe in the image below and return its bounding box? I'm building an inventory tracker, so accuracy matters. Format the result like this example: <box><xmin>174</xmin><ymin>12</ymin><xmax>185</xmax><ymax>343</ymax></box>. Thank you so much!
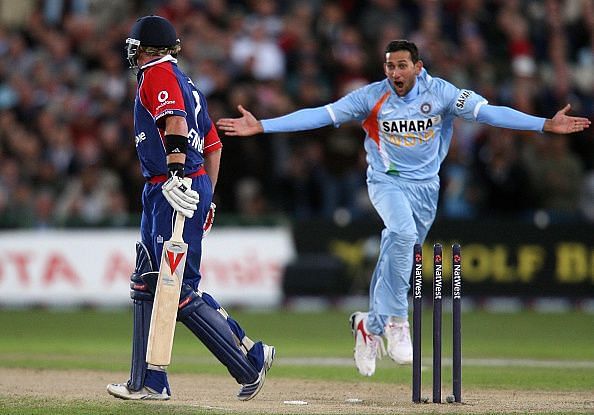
<box><xmin>237</xmin><ymin>344</ymin><xmax>275</xmax><ymax>401</ymax></box>
<box><xmin>350</xmin><ymin>312</ymin><xmax>385</xmax><ymax>376</ymax></box>
<box><xmin>384</xmin><ymin>319</ymin><xmax>413</xmax><ymax>364</ymax></box>
<box><xmin>106</xmin><ymin>383</ymin><xmax>170</xmax><ymax>400</ymax></box>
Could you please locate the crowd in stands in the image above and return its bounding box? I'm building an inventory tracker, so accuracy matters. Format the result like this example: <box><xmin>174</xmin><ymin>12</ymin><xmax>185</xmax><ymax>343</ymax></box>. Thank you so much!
<box><xmin>0</xmin><ymin>0</ymin><xmax>592</xmax><ymax>228</ymax></box>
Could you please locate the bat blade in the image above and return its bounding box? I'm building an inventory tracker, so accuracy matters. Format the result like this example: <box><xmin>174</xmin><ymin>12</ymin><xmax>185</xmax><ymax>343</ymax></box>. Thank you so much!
<box><xmin>146</xmin><ymin>238</ymin><xmax>188</xmax><ymax>366</ymax></box>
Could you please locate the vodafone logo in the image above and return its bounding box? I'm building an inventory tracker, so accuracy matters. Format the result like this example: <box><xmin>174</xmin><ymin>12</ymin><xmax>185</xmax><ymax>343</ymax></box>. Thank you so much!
<box><xmin>156</xmin><ymin>90</ymin><xmax>176</xmax><ymax>112</ymax></box>
<box><xmin>158</xmin><ymin>90</ymin><xmax>169</xmax><ymax>102</ymax></box>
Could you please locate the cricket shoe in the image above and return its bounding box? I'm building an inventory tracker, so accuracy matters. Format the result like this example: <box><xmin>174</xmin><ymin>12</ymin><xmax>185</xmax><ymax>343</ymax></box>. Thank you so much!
<box><xmin>106</xmin><ymin>383</ymin><xmax>170</xmax><ymax>400</ymax></box>
<box><xmin>237</xmin><ymin>344</ymin><xmax>275</xmax><ymax>401</ymax></box>
<box><xmin>384</xmin><ymin>319</ymin><xmax>413</xmax><ymax>364</ymax></box>
<box><xmin>350</xmin><ymin>312</ymin><xmax>385</xmax><ymax>376</ymax></box>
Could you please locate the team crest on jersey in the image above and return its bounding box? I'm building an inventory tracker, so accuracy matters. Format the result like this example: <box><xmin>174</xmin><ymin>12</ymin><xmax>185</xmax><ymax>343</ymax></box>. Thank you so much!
<box><xmin>420</xmin><ymin>103</ymin><xmax>431</xmax><ymax>114</ymax></box>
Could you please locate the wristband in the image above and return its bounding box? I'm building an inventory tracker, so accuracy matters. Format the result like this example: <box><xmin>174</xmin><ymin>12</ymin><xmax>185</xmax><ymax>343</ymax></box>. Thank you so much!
<box><xmin>165</xmin><ymin>134</ymin><xmax>188</xmax><ymax>155</ymax></box>
<box><xmin>167</xmin><ymin>162</ymin><xmax>185</xmax><ymax>178</ymax></box>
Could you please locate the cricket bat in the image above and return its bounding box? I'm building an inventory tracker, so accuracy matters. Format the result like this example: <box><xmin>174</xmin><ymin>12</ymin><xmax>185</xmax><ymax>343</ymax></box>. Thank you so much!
<box><xmin>146</xmin><ymin>208</ymin><xmax>188</xmax><ymax>366</ymax></box>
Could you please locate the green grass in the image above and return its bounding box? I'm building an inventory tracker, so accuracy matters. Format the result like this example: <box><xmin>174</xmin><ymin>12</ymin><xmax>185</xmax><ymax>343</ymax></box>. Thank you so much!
<box><xmin>0</xmin><ymin>308</ymin><xmax>593</xmax><ymax>414</ymax></box>
<box><xmin>0</xmin><ymin>396</ymin><xmax>202</xmax><ymax>415</ymax></box>
<box><xmin>1</xmin><ymin>309</ymin><xmax>593</xmax><ymax>369</ymax></box>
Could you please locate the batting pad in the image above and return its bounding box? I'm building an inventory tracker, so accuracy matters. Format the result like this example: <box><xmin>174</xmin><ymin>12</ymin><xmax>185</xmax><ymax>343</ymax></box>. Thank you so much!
<box><xmin>177</xmin><ymin>284</ymin><xmax>260</xmax><ymax>385</ymax></box>
<box><xmin>127</xmin><ymin>242</ymin><xmax>156</xmax><ymax>391</ymax></box>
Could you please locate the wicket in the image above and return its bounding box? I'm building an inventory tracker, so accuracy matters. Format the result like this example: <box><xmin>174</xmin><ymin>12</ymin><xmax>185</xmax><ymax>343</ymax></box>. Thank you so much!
<box><xmin>412</xmin><ymin>243</ymin><xmax>462</xmax><ymax>404</ymax></box>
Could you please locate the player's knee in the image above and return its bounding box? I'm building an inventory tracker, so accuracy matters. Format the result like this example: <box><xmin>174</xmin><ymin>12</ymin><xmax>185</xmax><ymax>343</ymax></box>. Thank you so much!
<box><xmin>207</xmin><ymin>292</ymin><xmax>245</xmax><ymax>337</ymax></box>
<box><xmin>130</xmin><ymin>242</ymin><xmax>157</xmax><ymax>301</ymax></box>
<box><xmin>130</xmin><ymin>272</ymin><xmax>154</xmax><ymax>301</ymax></box>
<box><xmin>177</xmin><ymin>283</ymin><xmax>201</xmax><ymax>318</ymax></box>
<box><xmin>387</xmin><ymin>229</ymin><xmax>417</xmax><ymax>245</ymax></box>
<box><xmin>201</xmin><ymin>292</ymin><xmax>221</xmax><ymax>310</ymax></box>
<box><xmin>140</xmin><ymin>271</ymin><xmax>159</xmax><ymax>295</ymax></box>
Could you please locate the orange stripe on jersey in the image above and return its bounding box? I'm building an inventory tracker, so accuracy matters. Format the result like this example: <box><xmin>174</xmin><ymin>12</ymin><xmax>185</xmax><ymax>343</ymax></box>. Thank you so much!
<box><xmin>362</xmin><ymin>92</ymin><xmax>390</xmax><ymax>146</ymax></box>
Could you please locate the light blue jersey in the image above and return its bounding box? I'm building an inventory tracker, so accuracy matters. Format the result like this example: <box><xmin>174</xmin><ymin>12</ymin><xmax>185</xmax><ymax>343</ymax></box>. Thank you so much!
<box><xmin>326</xmin><ymin>69</ymin><xmax>486</xmax><ymax>180</ymax></box>
<box><xmin>262</xmin><ymin>69</ymin><xmax>545</xmax><ymax>179</ymax></box>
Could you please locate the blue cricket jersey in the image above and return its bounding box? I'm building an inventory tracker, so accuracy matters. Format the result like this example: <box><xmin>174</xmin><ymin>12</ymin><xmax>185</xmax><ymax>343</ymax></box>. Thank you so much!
<box><xmin>134</xmin><ymin>55</ymin><xmax>221</xmax><ymax>285</ymax></box>
<box><xmin>134</xmin><ymin>55</ymin><xmax>221</xmax><ymax>179</ymax></box>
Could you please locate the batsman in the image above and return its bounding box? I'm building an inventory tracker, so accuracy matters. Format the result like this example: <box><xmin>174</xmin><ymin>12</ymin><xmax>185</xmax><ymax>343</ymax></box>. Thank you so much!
<box><xmin>107</xmin><ymin>15</ymin><xmax>274</xmax><ymax>401</ymax></box>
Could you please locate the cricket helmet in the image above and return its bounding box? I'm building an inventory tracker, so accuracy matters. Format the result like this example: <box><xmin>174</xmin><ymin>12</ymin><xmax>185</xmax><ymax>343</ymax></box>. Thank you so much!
<box><xmin>125</xmin><ymin>15</ymin><xmax>180</xmax><ymax>68</ymax></box>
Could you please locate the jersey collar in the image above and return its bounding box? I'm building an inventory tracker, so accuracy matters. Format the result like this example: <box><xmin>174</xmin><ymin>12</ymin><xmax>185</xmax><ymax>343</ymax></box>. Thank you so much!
<box><xmin>388</xmin><ymin>68</ymin><xmax>431</xmax><ymax>102</ymax></box>
<box><xmin>140</xmin><ymin>54</ymin><xmax>178</xmax><ymax>70</ymax></box>
<box><xmin>400</xmin><ymin>79</ymin><xmax>420</xmax><ymax>102</ymax></box>
<box><xmin>415</xmin><ymin>68</ymin><xmax>432</xmax><ymax>93</ymax></box>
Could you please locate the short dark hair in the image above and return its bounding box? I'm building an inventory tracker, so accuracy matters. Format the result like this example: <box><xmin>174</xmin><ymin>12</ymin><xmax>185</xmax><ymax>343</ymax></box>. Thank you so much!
<box><xmin>384</xmin><ymin>40</ymin><xmax>419</xmax><ymax>63</ymax></box>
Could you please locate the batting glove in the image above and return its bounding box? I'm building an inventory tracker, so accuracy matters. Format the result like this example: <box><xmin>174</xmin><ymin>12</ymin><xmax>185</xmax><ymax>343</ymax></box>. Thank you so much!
<box><xmin>203</xmin><ymin>203</ymin><xmax>216</xmax><ymax>238</ymax></box>
<box><xmin>162</xmin><ymin>176</ymin><xmax>200</xmax><ymax>218</ymax></box>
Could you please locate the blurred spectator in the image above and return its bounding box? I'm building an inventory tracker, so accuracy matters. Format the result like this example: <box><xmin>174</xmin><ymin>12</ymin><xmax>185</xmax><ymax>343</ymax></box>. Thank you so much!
<box><xmin>54</xmin><ymin>163</ymin><xmax>126</xmax><ymax>226</ymax></box>
<box><xmin>230</xmin><ymin>20</ymin><xmax>285</xmax><ymax>81</ymax></box>
<box><xmin>331</xmin><ymin>26</ymin><xmax>370</xmax><ymax>96</ymax></box>
<box><xmin>473</xmin><ymin>128</ymin><xmax>533</xmax><ymax>217</ymax></box>
<box><xmin>0</xmin><ymin>0</ymin><xmax>591</xmax><ymax>228</ymax></box>
<box><xmin>235</xmin><ymin>176</ymin><xmax>270</xmax><ymax>220</ymax></box>
<box><xmin>155</xmin><ymin>0</ymin><xmax>201</xmax><ymax>26</ymax></box>
<box><xmin>439</xmin><ymin>135</ymin><xmax>479</xmax><ymax>219</ymax></box>
<box><xmin>322</xmin><ymin>125</ymin><xmax>370</xmax><ymax>220</ymax></box>
<box><xmin>359</xmin><ymin>0</ymin><xmax>406</xmax><ymax>44</ymax></box>
<box><xmin>315</xmin><ymin>2</ymin><xmax>346</xmax><ymax>48</ymax></box>
<box><xmin>579</xmin><ymin>171</ymin><xmax>594</xmax><ymax>222</ymax></box>
<box><xmin>523</xmin><ymin>134</ymin><xmax>585</xmax><ymax>221</ymax></box>
<box><xmin>244</xmin><ymin>0</ymin><xmax>284</xmax><ymax>38</ymax></box>
<box><xmin>43</xmin><ymin>0</ymin><xmax>90</xmax><ymax>27</ymax></box>
<box><xmin>32</xmin><ymin>188</ymin><xmax>58</xmax><ymax>229</ymax></box>
<box><xmin>0</xmin><ymin>1</ymin><xmax>35</xmax><ymax>27</ymax></box>
<box><xmin>277</xmin><ymin>140</ymin><xmax>329</xmax><ymax>220</ymax></box>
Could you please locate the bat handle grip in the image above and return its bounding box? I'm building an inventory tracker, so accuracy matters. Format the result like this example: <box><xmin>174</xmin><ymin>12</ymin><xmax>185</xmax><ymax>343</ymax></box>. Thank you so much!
<box><xmin>171</xmin><ymin>177</ymin><xmax>191</xmax><ymax>242</ymax></box>
<box><xmin>172</xmin><ymin>212</ymin><xmax>186</xmax><ymax>242</ymax></box>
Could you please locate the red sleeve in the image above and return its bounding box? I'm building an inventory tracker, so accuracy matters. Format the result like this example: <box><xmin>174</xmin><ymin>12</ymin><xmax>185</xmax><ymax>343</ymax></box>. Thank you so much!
<box><xmin>203</xmin><ymin>121</ymin><xmax>222</xmax><ymax>154</ymax></box>
<box><xmin>139</xmin><ymin>64</ymin><xmax>187</xmax><ymax>124</ymax></box>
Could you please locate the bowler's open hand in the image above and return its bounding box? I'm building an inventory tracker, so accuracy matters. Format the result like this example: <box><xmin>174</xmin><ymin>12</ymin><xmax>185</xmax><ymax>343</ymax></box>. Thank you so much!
<box><xmin>543</xmin><ymin>104</ymin><xmax>591</xmax><ymax>134</ymax></box>
<box><xmin>216</xmin><ymin>105</ymin><xmax>263</xmax><ymax>136</ymax></box>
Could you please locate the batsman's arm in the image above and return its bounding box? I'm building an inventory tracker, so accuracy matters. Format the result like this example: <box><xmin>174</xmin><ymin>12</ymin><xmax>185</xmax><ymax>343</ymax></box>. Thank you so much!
<box><xmin>204</xmin><ymin>148</ymin><xmax>221</xmax><ymax>191</ymax></box>
<box><xmin>164</xmin><ymin>115</ymin><xmax>189</xmax><ymax>174</ymax></box>
<box><xmin>202</xmin><ymin>122</ymin><xmax>222</xmax><ymax>236</ymax></box>
<box><xmin>161</xmin><ymin>115</ymin><xmax>200</xmax><ymax>218</ymax></box>
<box><xmin>203</xmin><ymin>122</ymin><xmax>223</xmax><ymax>191</ymax></box>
